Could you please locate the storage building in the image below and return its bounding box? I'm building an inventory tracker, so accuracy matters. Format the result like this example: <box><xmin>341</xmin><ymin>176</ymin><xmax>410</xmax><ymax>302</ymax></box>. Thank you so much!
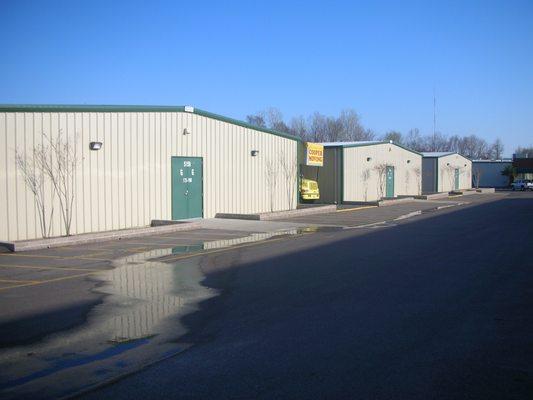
<box><xmin>472</xmin><ymin>160</ymin><xmax>512</xmax><ymax>188</ymax></box>
<box><xmin>316</xmin><ymin>141</ymin><xmax>423</xmax><ymax>203</ymax></box>
<box><xmin>422</xmin><ymin>152</ymin><xmax>472</xmax><ymax>193</ymax></box>
<box><xmin>0</xmin><ymin>105</ymin><xmax>299</xmax><ymax>242</ymax></box>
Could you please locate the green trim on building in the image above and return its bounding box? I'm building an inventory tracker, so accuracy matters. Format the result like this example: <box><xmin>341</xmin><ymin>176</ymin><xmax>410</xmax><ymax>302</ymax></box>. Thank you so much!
<box><xmin>340</xmin><ymin>148</ymin><xmax>344</xmax><ymax>204</ymax></box>
<box><xmin>0</xmin><ymin>104</ymin><xmax>300</xmax><ymax>142</ymax></box>
<box><xmin>422</xmin><ymin>152</ymin><xmax>472</xmax><ymax>161</ymax></box>
<box><xmin>326</xmin><ymin>141</ymin><xmax>423</xmax><ymax>157</ymax></box>
<box><xmin>435</xmin><ymin>158</ymin><xmax>439</xmax><ymax>192</ymax></box>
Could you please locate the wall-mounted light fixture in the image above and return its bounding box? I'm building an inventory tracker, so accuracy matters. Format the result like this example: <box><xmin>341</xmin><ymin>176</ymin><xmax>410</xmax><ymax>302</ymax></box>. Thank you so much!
<box><xmin>407</xmin><ymin>159</ymin><xmax>411</xmax><ymax>163</ymax></box>
<box><xmin>446</xmin><ymin>162</ymin><xmax>450</xmax><ymax>166</ymax></box>
<box><xmin>464</xmin><ymin>164</ymin><xmax>467</xmax><ymax>167</ymax></box>
<box><xmin>366</xmin><ymin>157</ymin><xmax>372</xmax><ymax>162</ymax></box>
<box><xmin>183</xmin><ymin>128</ymin><xmax>191</xmax><ymax>135</ymax></box>
<box><xmin>251</xmin><ymin>150</ymin><xmax>259</xmax><ymax>157</ymax></box>
<box><xmin>89</xmin><ymin>141</ymin><xmax>103</xmax><ymax>151</ymax></box>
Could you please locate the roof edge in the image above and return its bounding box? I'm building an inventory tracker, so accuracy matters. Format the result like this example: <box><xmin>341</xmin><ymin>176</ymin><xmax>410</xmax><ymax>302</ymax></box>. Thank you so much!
<box><xmin>326</xmin><ymin>141</ymin><xmax>423</xmax><ymax>156</ymax></box>
<box><xmin>0</xmin><ymin>104</ymin><xmax>300</xmax><ymax>142</ymax></box>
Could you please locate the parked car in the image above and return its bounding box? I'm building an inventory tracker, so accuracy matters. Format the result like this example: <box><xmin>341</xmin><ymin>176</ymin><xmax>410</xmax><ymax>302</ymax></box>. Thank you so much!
<box><xmin>511</xmin><ymin>179</ymin><xmax>533</xmax><ymax>191</ymax></box>
<box><xmin>300</xmin><ymin>178</ymin><xmax>320</xmax><ymax>201</ymax></box>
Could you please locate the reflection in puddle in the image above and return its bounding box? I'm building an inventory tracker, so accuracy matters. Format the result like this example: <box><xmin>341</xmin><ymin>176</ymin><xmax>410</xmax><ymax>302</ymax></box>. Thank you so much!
<box><xmin>0</xmin><ymin>228</ymin><xmax>316</xmax><ymax>399</ymax></box>
<box><xmin>0</xmin><ymin>248</ymin><xmax>216</xmax><ymax>399</ymax></box>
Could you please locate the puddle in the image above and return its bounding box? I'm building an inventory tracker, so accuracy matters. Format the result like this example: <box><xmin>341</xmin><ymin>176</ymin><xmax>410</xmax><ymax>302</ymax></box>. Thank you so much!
<box><xmin>0</xmin><ymin>248</ymin><xmax>217</xmax><ymax>399</ymax></box>
<box><xmin>0</xmin><ymin>227</ymin><xmax>327</xmax><ymax>398</ymax></box>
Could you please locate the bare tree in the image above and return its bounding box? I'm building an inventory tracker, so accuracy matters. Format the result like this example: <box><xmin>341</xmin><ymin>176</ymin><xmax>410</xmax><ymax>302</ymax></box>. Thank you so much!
<box><xmin>264</xmin><ymin>158</ymin><xmax>277</xmax><ymax>212</ymax></box>
<box><xmin>289</xmin><ymin>116</ymin><xmax>308</xmax><ymax>140</ymax></box>
<box><xmin>413</xmin><ymin>166</ymin><xmax>422</xmax><ymax>195</ymax></box>
<box><xmin>15</xmin><ymin>130</ymin><xmax>80</xmax><ymax>237</ymax></box>
<box><xmin>246</xmin><ymin>114</ymin><xmax>266</xmax><ymax>128</ymax></box>
<box><xmin>383</xmin><ymin>130</ymin><xmax>403</xmax><ymax>144</ymax></box>
<box><xmin>443</xmin><ymin>164</ymin><xmax>459</xmax><ymax>191</ymax></box>
<box><xmin>472</xmin><ymin>166</ymin><xmax>482</xmax><ymax>189</ymax></box>
<box><xmin>279</xmin><ymin>151</ymin><xmax>297</xmax><ymax>210</ymax></box>
<box><xmin>361</xmin><ymin>169</ymin><xmax>370</xmax><ymax>201</ymax></box>
<box><xmin>339</xmin><ymin>109</ymin><xmax>375</xmax><ymax>141</ymax></box>
<box><xmin>404</xmin><ymin>128</ymin><xmax>423</xmax><ymax>151</ymax></box>
<box><xmin>515</xmin><ymin>146</ymin><xmax>533</xmax><ymax>158</ymax></box>
<box><xmin>374</xmin><ymin>163</ymin><xmax>388</xmax><ymax>199</ymax></box>
<box><xmin>490</xmin><ymin>138</ymin><xmax>504</xmax><ymax>159</ymax></box>
<box><xmin>41</xmin><ymin>132</ymin><xmax>80</xmax><ymax>236</ymax></box>
<box><xmin>15</xmin><ymin>146</ymin><xmax>56</xmax><ymax>238</ymax></box>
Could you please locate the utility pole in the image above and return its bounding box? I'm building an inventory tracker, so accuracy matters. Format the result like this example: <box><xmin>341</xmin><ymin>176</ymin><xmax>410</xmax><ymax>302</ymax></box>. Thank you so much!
<box><xmin>433</xmin><ymin>86</ymin><xmax>436</xmax><ymax>137</ymax></box>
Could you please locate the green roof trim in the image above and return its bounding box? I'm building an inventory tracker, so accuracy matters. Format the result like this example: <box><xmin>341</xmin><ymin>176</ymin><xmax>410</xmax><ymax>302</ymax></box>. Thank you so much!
<box><xmin>328</xmin><ymin>141</ymin><xmax>423</xmax><ymax>157</ymax></box>
<box><xmin>0</xmin><ymin>104</ymin><xmax>300</xmax><ymax>142</ymax></box>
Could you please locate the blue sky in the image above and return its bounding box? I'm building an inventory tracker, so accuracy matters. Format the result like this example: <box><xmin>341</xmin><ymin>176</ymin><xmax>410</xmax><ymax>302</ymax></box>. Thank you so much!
<box><xmin>1</xmin><ymin>0</ymin><xmax>532</xmax><ymax>155</ymax></box>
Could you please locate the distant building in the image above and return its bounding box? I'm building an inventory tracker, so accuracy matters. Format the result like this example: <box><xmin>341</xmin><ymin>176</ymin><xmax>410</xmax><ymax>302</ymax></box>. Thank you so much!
<box><xmin>513</xmin><ymin>156</ymin><xmax>533</xmax><ymax>180</ymax></box>
<box><xmin>421</xmin><ymin>152</ymin><xmax>472</xmax><ymax>194</ymax></box>
<box><xmin>315</xmin><ymin>141</ymin><xmax>422</xmax><ymax>203</ymax></box>
<box><xmin>472</xmin><ymin>160</ymin><xmax>512</xmax><ymax>188</ymax></box>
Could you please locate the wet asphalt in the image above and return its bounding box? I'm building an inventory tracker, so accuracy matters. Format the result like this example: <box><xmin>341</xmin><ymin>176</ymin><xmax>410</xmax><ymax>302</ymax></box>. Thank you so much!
<box><xmin>77</xmin><ymin>192</ymin><xmax>533</xmax><ymax>399</ymax></box>
<box><xmin>1</xmin><ymin>192</ymin><xmax>532</xmax><ymax>399</ymax></box>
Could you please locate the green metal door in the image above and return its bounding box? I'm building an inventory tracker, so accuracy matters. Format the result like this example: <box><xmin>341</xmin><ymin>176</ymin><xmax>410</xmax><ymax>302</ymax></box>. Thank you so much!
<box><xmin>454</xmin><ymin>168</ymin><xmax>460</xmax><ymax>190</ymax></box>
<box><xmin>171</xmin><ymin>157</ymin><xmax>203</xmax><ymax>220</ymax></box>
<box><xmin>386</xmin><ymin>166</ymin><xmax>395</xmax><ymax>198</ymax></box>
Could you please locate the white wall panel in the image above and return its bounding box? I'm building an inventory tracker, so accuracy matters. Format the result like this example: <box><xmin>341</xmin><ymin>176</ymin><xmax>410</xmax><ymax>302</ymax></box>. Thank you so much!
<box><xmin>437</xmin><ymin>154</ymin><xmax>472</xmax><ymax>192</ymax></box>
<box><xmin>342</xmin><ymin>143</ymin><xmax>422</xmax><ymax>202</ymax></box>
<box><xmin>0</xmin><ymin>111</ymin><xmax>298</xmax><ymax>241</ymax></box>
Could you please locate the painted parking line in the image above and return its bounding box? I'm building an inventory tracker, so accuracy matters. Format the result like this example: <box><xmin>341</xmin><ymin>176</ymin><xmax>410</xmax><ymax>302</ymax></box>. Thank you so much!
<box><xmin>336</xmin><ymin>206</ymin><xmax>378</xmax><ymax>213</ymax></box>
<box><xmin>157</xmin><ymin>235</ymin><xmax>293</xmax><ymax>263</ymax></box>
<box><xmin>0</xmin><ymin>263</ymin><xmax>103</xmax><ymax>272</ymax></box>
<box><xmin>0</xmin><ymin>278</ymin><xmax>40</xmax><ymax>284</ymax></box>
<box><xmin>0</xmin><ymin>271</ymin><xmax>97</xmax><ymax>292</ymax></box>
<box><xmin>0</xmin><ymin>253</ymin><xmax>112</xmax><ymax>262</ymax></box>
<box><xmin>0</xmin><ymin>235</ymin><xmax>299</xmax><ymax>292</ymax></box>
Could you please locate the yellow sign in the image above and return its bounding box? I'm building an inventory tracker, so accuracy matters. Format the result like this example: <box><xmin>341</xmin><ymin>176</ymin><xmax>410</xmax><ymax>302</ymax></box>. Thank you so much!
<box><xmin>305</xmin><ymin>142</ymin><xmax>324</xmax><ymax>167</ymax></box>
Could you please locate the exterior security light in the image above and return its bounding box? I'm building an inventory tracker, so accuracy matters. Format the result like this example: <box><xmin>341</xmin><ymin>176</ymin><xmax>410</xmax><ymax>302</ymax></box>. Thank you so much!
<box><xmin>183</xmin><ymin>128</ymin><xmax>191</xmax><ymax>135</ymax></box>
<box><xmin>446</xmin><ymin>162</ymin><xmax>450</xmax><ymax>166</ymax></box>
<box><xmin>89</xmin><ymin>141</ymin><xmax>102</xmax><ymax>151</ymax></box>
<box><xmin>251</xmin><ymin>150</ymin><xmax>259</xmax><ymax>157</ymax></box>
<box><xmin>407</xmin><ymin>159</ymin><xmax>411</xmax><ymax>163</ymax></box>
<box><xmin>366</xmin><ymin>157</ymin><xmax>372</xmax><ymax>161</ymax></box>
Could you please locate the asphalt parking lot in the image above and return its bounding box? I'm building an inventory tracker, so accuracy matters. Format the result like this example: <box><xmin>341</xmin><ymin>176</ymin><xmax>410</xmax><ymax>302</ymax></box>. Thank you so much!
<box><xmin>277</xmin><ymin>193</ymin><xmax>500</xmax><ymax>226</ymax></box>
<box><xmin>0</xmin><ymin>191</ymin><xmax>515</xmax><ymax>398</ymax></box>
<box><xmin>0</xmin><ymin>228</ymin><xmax>271</xmax><ymax>347</ymax></box>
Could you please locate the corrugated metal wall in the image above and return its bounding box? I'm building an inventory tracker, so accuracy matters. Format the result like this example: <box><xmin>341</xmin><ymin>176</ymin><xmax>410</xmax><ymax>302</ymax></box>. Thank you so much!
<box><xmin>342</xmin><ymin>143</ymin><xmax>422</xmax><ymax>202</ymax></box>
<box><xmin>0</xmin><ymin>111</ymin><xmax>298</xmax><ymax>241</ymax></box>
<box><xmin>472</xmin><ymin>161</ymin><xmax>511</xmax><ymax>188</ymax></box>
<box><xmin>422</xmin><ymin>158</ymin><xmax>437</xmax><ymax>194</ymax></box>
<box><xmin>437</xmin><ymin>154</ymin><xmax>472</xmax><ymax>192</ymax></box>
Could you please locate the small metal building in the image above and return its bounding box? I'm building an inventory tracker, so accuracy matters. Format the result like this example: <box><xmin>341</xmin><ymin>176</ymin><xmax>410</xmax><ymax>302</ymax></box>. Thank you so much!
<box><xmin>0</xmin><ymin>105</ymin><xmax>299</xmax><ymax>242</ymax></box>
<box><xmin>316</xmin><ymin>141</ymin><xmax>423</xmax><ymax>203</ymax></box>
<box><xmin>422</xmin><ymin>152</ymin><xmax>472</xmax><ymax>193</ymax></box>
<box><xmin>472</xmin><ymin>160</ymin><xmax>512</xmax><ymax>188</ymax></box>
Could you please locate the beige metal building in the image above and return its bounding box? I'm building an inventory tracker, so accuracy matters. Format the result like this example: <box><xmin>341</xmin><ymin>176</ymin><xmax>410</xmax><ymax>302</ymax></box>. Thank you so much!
<box><xmin>316</xmin><ymin>141</ymin><xmax>423</xmax><ymax>203</ymax></box>
<box><xmin>422</xmin><ymin>152</ymin><xmax>472</xmax><ymax>193</ymax></box>
<box><xmin>0</xmin><ymin>105</ymin><xmax>299</xmax><ymax>242</ymax></box>
<box><xmin>472</xmin><ymin>160</ymin><xmax>512</xmax><ymax>188</ymax></box>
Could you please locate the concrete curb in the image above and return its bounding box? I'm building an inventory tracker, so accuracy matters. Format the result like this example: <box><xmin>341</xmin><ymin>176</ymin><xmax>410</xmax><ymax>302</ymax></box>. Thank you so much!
<box><xmin>415</xmin><ymin>192</ymin><xmax>450</xmax><ymax>200</ymax></box>
<box><xmin>476</xmin><ymin>187</ymin><xmax>495</xmax><ymax>193</ymax></box>
<box><xmin>215</xmin><ymin>205</ymin><xmax>337</xmax><ymax>221</ymax></box>
<box><xmin>0</xmin><ymin>221</ymin><xmax>201</xmax><ymax>252</ymax></box>
<box><xmin>377</xmin><ymin>197</ymin><xmax>415</xmax><ymax>207</ymax></box>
